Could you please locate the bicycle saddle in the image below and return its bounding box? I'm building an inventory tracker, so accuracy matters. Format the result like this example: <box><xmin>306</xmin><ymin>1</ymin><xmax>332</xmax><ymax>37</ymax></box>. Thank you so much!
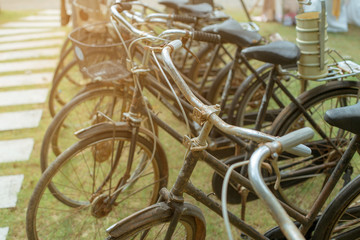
<box><xmin>202</xmin><ymin>19</ymin><xmax>262</xmax><ymax>47</ymax></box>
<box><xmin>158</xmin><ymin>0</ymin><xmax>188</xmax><ymax>10</ymax></box>
<box><xmin>178</xmin><ymin>3</ymin><xmax>213</xmax><ymax>17</ymax></box>
<box><xmin>241</xmin><ymin>41</ymin><xmax>301</xmax><ymax>65</ymax></box>
<box><xmin>324</xmin><ymin>103</ymin><xmax>360</xmax><ymax>135</ymax></box>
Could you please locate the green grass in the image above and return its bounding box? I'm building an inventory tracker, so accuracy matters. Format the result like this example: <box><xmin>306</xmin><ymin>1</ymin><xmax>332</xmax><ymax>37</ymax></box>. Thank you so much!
<box><xmin>1</xmin><ymin>6</ymin><xmax>360</xmax><ymax>240</ymax></box>
<box><xmin>0</xmin><ymin>10</ymin><xmax>38</xmax><ymax>24</ymax></box>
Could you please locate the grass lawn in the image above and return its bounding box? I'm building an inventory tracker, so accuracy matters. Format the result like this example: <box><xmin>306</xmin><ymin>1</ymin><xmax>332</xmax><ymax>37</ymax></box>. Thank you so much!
<box><xmin>0</xmin><ymin>5</ymin><xmax>360</xmax><ymax>240</ymax></box>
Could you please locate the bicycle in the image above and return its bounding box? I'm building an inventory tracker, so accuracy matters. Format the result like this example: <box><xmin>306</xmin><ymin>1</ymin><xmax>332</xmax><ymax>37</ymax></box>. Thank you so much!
<box><xmin>104</xmin><ymin>38</ymin><xmax>360</xmax><ymax>240</ymax></box>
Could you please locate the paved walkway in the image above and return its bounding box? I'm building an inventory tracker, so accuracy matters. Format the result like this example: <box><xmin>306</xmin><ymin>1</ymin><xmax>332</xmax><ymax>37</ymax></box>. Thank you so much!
<box><xmin>0</xmin><ymin>9</ymin><xmax>66</xmax><ymax>240</ymax></box>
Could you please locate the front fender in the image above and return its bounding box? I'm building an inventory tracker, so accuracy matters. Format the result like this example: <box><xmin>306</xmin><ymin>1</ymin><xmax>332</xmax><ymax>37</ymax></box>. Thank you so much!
<box><xmin>107</xmin><ymin>202</ymin><xmax>206</xmax><ymax>239</ymax></box>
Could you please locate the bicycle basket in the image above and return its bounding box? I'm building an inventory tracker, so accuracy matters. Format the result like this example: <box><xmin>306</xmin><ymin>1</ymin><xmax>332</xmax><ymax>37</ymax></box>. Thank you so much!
<box><xmin>69</xmin><ymin>21</ymin><xmax>131</xmax><ymax>81</ymax></box>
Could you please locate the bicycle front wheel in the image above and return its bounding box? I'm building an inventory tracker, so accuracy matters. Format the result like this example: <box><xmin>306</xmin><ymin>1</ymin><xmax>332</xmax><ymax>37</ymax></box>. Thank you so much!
<box><xmin>27</xmin><ymin>130</ymin><xmax>168</xmax><ymax>239</ymax></box>
<box><xmin>312</xmin><ymin>175</ymin><xmax>360</xmax><ymax>240</ymax></box>
<box><xmin>41</xmin><ymin>86</ymin><xmax>132</xmax><ymax>171</ymax></box>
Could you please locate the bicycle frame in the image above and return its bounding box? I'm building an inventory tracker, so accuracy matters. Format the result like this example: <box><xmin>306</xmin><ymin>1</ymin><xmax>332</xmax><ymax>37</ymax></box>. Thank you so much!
<box><xmin>142</xmin><ymin>40</ymin><xmax>360</xmax><ymax>238</ymax></box>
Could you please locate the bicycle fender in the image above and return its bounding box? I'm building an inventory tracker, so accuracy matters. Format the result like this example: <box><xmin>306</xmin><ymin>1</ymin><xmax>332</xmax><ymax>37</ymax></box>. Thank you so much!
<box><xmin>106</xmin><ymin>202</ymin><xmax>206</xmax><ymax>239</ymax></box>
<box><xmin>75</xmin><ymin>122</ymin><xmax>158</xmax><ymax>143</ymax></box>
<box><xmin>74</xmin><ymin>122</ymin><xmax>129</xmax><ymax>139</ymax></box>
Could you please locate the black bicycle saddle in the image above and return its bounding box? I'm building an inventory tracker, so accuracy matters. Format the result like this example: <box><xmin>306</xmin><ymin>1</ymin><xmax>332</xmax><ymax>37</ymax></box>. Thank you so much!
<box><xmin>324</xmin><ymin>102</ymin><xmax>360</xmax><ymax>135</ymax></box>
<box><xmin>241</xmin><ymin>40</ymin><xmax>301</xmax><ymax>66</ymax></box>
<box><xmin>178</xmin><ymin>3</ymin><xmax>213</xmax><ymax>17</ymax></box>
<box><xmin>202</xmin><ymin>19</ymin><xmax>262</xmax><ymax>47</ymax></box>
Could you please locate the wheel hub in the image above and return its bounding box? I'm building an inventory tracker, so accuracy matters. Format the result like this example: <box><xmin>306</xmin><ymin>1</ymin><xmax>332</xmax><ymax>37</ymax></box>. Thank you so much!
<box><xmin>91</xmin><ymin>194</ymin><xmax>113</xmax><ymax>218</ymax></box>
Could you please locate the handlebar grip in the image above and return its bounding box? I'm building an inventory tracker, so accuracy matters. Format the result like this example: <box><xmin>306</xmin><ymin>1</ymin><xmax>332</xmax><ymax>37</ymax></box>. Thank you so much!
<box><xmin>192</xmin><ymin>31</ymin><xmax>221</xmax><ymax>44</ymax></box>
<box><xmin>115</xmin><ymin>2</ymin><xmax>132</xmax><ymax>13</ymax></box>
<box><xmin>172</xmin><ymin>15</ymin><xmax>197</xmax><ymax>24</ymax></box>
<box><xmin>276</xmin><ymin>127</ymin><xmax>314</xmax><ymax>154</ymax></box>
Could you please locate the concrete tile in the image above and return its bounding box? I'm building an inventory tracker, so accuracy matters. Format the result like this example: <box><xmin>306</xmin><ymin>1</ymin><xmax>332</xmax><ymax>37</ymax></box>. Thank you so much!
<box><xmin>0</xmin><ymin>32</ymin><xmax>66</xmax><ymax>43</ymax></box>
<box><xmin>0</xmin><ymin>138</ymin><xmax>34</xmax><ymax>163</ymax></box>
<box><xmin>0</xmin><ymin>227</ymin><xmax>9</xmax><ymax>240</ymax></box>
<box><xmin>22</xmin><ymin>15</ymin><xmax>61</xmax><ymax>21</ymax></box>
<box><xmin>0</xmin><ymin>29</ymin><xmax>49</xmax><ymax>36</ymax></box>
<box><xmin>0</xmin><ymin>59</ymin><xmax>57</xmax><ymax>74</ymax></box>
<box><xmin>0</xmin><ymin>73</ymin><xmax>52</xmax><ymax>88</ymax></box>
<box><xmin>0</xmin><ymin>175</ymin><xmax>24</xmax><ymax>208</ymax></box>
<box><xmin>0</xmin><ymin>89</ymin><xmax>48</xmax><ymax>106</ymax></box>
<box><xmin>0</xmin><ymin>48</ymin><xmax>59</xmax><ymax>61</ymax></box>
<box><xmin>2</xmin><ymin>22</ymin><xmax>60</xmax><ymax>28</ymax></box>
<box><xmin>0</xmin><ymin>110</ymin><xmax>42</xmax><ymax>131</ymax></box>
<box><xmin>0</xmin><ymin>39</ymin><xmax>63</xmax><ymax>51</ymax></box>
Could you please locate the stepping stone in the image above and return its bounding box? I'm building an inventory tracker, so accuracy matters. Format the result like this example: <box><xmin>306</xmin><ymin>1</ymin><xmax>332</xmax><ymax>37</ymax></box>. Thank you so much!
<box><xmin>0</xmin><ymin>138</ymin><xmax>34</xmax><ymax>163</ymax></box>
<box><xmin>0</xmin><ymin>89</ymin><xmax>48</xmax><ymax>107</ymax></box>
<box><xmin>0</xmin><ymin>73</ymin><xmax>52</xmax><ymax>88</ymax></box>
<box><xmin>0</xmin><ymin>28</ymin><xmax>49</xmax><ymax>36</ymax></box>
<box><xmin>0</xmin><ymin>175</ymin><xmax>24</xmax><ymax>208</ymax></box>
<box><xmin>0</xmin><ymin>39</ymin><xmax>63</xmax><ymax>51</ymax></box>
<box><xmin>0</xmin><ymin>32</ymin><xmax>66</xmax><ymax>43</ymax></box>
<box><xmin>0</xmin><ymin>227</ymin><xmax>9</xmax><ymax>240</ymax></box>
<box><xmin>0</xmin><ymin>48</ymin><xmax>59</xmax><ymax>61</ymax></box>
<box><xmin>22</xmin><ymin>15</ymin><xmax>61</xmax><ymax>21</ymax></box>
<box><xmin>38</xmin><ymin>9</ymin><xmax>61</xmax><ymax>15</ymax></box>
<box><xmin>2</xmin><ymin>22</ymin><xmax>61</xmax><ymax>28</ymax></box>
<box><xmin>0</xmin><ymin>59</ymin><xmax>57</xmax><ymax>74</ymax></box>
<box><xmin>0</xmin><ymin>109</ymin><xmax>42</xmax><ymax>131</ymax></box>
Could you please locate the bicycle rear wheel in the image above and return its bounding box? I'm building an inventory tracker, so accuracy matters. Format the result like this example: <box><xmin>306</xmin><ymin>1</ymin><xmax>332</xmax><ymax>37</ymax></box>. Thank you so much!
<box><xmin>312</xmin><ymin>175</ymin><xmax>360</xmax><ymax>240</ymax></box>
<box><xmin>27</xmin><ymin>130</ymin><xmax>168</xmax><ymax>239</ymax></box>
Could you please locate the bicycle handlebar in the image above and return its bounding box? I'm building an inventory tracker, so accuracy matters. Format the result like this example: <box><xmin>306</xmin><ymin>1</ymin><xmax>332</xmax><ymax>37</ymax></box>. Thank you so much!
<box><xmin>248</xmin><ymin>127</ymin><xmax>313</xmax><ymax>240</ymax></box>
<box><xmin>162</xmin><ymin>40</ymin><xmax>312</xmax><ymax>157</ymax></box>
<box><xmin>111</xmin><ymin>5</ymin><xmax>221</xmax><ymax>44</ymax></box>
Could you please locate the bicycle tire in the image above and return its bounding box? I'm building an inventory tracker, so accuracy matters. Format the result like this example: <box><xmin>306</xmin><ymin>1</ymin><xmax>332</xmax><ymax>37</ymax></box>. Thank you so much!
<box><xmin>187</xmin><ymin>43</ymin><xmax>235</xmax><ymax>93</ymax></box>
<box><xmin>52</xmin><ymin>38</ymin><xmax>74</xmax><ymax>84</ymax></box>
<box><xmin>270</xmin><ymin>80</ymin><xmax>360</xmax><ymax>213</ymax></box>
<box><xmin>229</xmin><ymin>64</ymin><xmax>300</xmax><ymax>128</ymax></box>
<box><xmin>27</xmin><ymin>130</ymin><xmax>168</xmax><ymax>240</ymax></box>
<box><xmin>49</xmin><ymin>48</ymin><xmax>122</xmax><ymax>117</ymax></box>
<box><xmin>48</xmin><ymin>59</ymin><xmax>90</xmax><ymax>117</ymax></box>
<box><xmin>312</xmin><ymin>175</ymin><xmax>360</xmax><ymax>240</ymax></box>
<box><xmin>41</xmin><ymin>86</ymin><xmax>132</xmax><ymax>172</ymax></box>
<box><xmin>106</xmin><ymin>202</ymin><xmax>206</xmax><ymax>240</ymax></box>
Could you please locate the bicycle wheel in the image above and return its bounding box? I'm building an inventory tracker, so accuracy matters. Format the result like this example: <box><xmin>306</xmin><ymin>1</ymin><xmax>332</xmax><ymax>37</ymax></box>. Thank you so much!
<box><xmin>270</xmin><ymin>81</ymin><xmax>360</xmax><ymax>213</ymax></box>
<box><xmin>312</xmin><ymin>175</ymin><xmax>360</xmax><ymax>240</ymax></box>
<box><xmin>187</xmin><ymin>43</ymin><xmax>236</xmax><ymax>94</ymax></box>
<box><xmin>206</xmin><ymin>59</ymin><xmax>259</xmax><ymax>115</ymax></box>
<box><xmin>48</xmin><ymin>59</ymin><xmax>91</xmax><ymax>117</ymax></box>
<box><xmin>42</xmin><ymin>86</ymin><xmax>132</xmax><ymax>171</ymax></box>
<box><xmin>106</xmin><ymin>202</ymin><xmax>206</xmax><ymax>240</ymax></box>
<box><xmin>27</xmin><ymin>130</ymin><xmax>168</xmax><ymax>240</ymax></box>
<box><xmin>228</xmin><ymin>64</ymin><xmax>301</xmax><ymax>128</ymax></box>
<box><xmin>52</xmin><ymin>38</ymin><xmax>74</xmax><ymax>84</ymax></box>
